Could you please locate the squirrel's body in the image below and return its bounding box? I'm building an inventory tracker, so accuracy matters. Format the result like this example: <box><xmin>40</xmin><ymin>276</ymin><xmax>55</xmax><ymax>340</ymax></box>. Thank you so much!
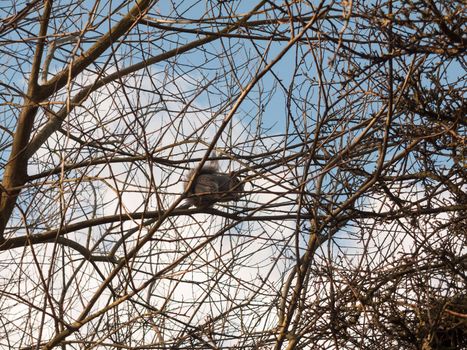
<box><xmin>184</xmin><ymin>163</ymin><xmax>243</xmax><ymax>207</ymax></box>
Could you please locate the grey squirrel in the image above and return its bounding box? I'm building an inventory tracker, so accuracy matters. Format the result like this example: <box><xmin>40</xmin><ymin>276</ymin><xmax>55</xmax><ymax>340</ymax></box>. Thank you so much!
<box><xmin>184</xmin><ymin>160</ymin><xmax>243</xmax><ymax>208</ymax></box>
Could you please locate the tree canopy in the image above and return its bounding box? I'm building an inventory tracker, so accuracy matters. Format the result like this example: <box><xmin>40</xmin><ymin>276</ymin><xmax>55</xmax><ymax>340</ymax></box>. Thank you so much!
<box><xmin>0</xmin><ymin>1</ymin><xmax>465</xmax><ymax>349</ymax></box>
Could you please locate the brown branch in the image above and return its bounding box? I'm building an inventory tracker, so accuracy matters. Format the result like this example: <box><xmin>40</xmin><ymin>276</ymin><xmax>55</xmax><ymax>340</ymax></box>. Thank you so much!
<box><xmin>25</xmin><ymin>3</ymin><xmax>278</xmax><ymax>160</ymax></box>
<box><xmin>39</xmin><ymin>0</ymin><xmax>154</xmax><ymax>99</ymax></box>
<box><xmin>0</xmin><ymin>0</ymin><xmax>52</xmax><ymax>240</ymax></box>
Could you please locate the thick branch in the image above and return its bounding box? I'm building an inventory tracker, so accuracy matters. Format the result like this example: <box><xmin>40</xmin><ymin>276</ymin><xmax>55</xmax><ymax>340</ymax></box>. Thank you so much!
<box><xmin>0</xmin><ymin>0</ymin><xmax>52</xmax><ymax>239</ymax></box>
